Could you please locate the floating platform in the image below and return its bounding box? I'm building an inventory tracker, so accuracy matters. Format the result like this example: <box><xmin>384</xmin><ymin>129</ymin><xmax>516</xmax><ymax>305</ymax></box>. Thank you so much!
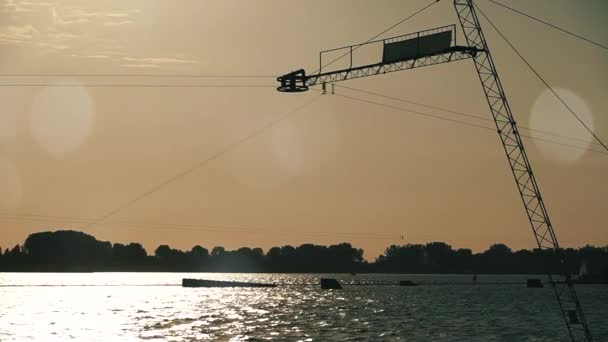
<box><xmin>182</xmin><ymin>278</ymin><xmax>276</xmax><ymax>288</ymax></box>
<box><xmin>320</xmin><ymin>278</ymin><xmax>343</xmax><ymax>289</ymax></box>
<box><xmin>527</xmin><ymin>279</ymin><xmax>544</xmax><ymax>288</ymax></box>
<box><xmin>399</xmin><ymin>280</ymin><xmax>417</xmax><ymax>287</ymax></box>
<box><xmin>574</xmin><ymin>274</ymin><xmax>608</xmax><ymax>284</ymax></box>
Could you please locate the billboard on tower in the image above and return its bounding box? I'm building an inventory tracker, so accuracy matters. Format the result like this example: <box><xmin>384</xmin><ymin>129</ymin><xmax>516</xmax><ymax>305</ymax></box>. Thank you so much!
<box><xmin>382</xmin><ymin>30</ymin><xmax>453</xmax><ymax>64</ymax></box>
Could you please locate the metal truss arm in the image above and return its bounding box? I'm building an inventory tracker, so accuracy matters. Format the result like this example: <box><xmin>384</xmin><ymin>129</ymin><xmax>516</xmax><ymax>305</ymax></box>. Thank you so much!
<box><xmin>306</xmin><ymin>48</ymin><xmax>475</xmax><ymax>87</ymax></box>
<box><xmin>277</xmin><ymin>26</ymin><xmax>480</xmax><ymax>93</ymax></box>
<box><xmin>277</xmin><ymin>48</ymin><xmax>476</xmax><ymax>92</ymax></box>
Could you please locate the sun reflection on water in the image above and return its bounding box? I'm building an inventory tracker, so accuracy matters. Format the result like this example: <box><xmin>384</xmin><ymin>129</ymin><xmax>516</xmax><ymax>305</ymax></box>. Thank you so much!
<box><xmin>0</xmin><ymin>273</ymin><xmax>606</xmax><ymax>341</ymax></box>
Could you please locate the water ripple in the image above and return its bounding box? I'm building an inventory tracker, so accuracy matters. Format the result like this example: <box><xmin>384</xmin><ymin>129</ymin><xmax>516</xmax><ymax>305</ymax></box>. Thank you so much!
<box><xmin>0</xmin><ymin>273</ymin><xmax>606</xmax><ymax>341</ymax></box>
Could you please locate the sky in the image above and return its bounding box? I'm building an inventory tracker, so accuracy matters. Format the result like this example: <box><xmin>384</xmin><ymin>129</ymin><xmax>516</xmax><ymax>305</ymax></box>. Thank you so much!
<box><xmin>0</xmin><ymin>0</ymin><xmax>607</xmax><ymax>260</ymax></box>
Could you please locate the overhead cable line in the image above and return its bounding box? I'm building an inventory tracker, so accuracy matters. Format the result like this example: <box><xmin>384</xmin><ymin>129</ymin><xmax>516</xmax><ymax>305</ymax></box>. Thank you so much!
<box><xmin>337</xmin><ymin>84</ymin><xmax>490</xmax><ymax>122</ymax></box>
<box><xmin>0</xmin><ymin>211</ymin><xmax>395</xmax><ymax>238</ymax></box>
<box><xmin>475</xmin><ymin>3</ymin><xmax>608</xmax><ymax>153</ymax></box>
<box><xmin>334</xmin><ymin>92</ymin><xmax>494</xmax><ymax>130</ymax></box>
<box><xmin>0</xmin><ymin>74</ymin><xmax>275</xmax><ymax>78</ymax></box>
<box><xmin>4</xmin><ymin>210</ymin><xmax>578</xmax><ymax>244</ymax></box>
<box><xmin>336</xmin><ymin>84</ymin><xmax>605</xmax><ymax>147</ymax></box>
<box><xmin>487</xmin><ymin>0</ymin><xmax>608</xmax><ymax>51</ymax></box>
<box><xmin>83</xmin><ymin>95</ymin><xmax>322</xmax><ymax>231</ymax></box>
<box><xmin>332</xmin><ymin>92</ymin><xmax>608</xmax><ymax>156</ymax></box>
<box><xmin>0</xmin><ymin>84</ymin><xmax>275</xmax><ymax>88</ymax></box>
<box><xmin>109</xmin><ymin>224</ymin><xmax>399</xmax><ymax>240</ymax></box>
<box><xmin>0</xmin><ymin>215</ymin><xmax>89</xmax><ymax>224</ymax></box>
<box><xmin>0</xmin><ymin>212</ymin><xmax>94</xmax><ymax>222</ymax></box>
<box><xmin>0</xmin><ymin>210</ymin><xmax>394</xmax><ymax>241</ymax></box>
<box><xmin>0</xmin><ymin>215</ymin><xmax>397</xmax><ymax>241</ymax></box>
<box><xmin>313</xmin><ymin>0</ymin><xmax>440</xmax><ymax>74</ymax></box>
<box><xmin>0</xmin><ymin>211</ymin><xmax>402</xmax><ymax>240</ymax></box>
<box><xmin>0</xmin><ymin>215</ymin><xmax>584</xmax><ymax>245</ymax></box>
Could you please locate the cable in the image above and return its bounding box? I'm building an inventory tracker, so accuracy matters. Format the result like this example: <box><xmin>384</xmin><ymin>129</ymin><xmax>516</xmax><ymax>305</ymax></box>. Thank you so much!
<box><xmin>0</xmin><ymin>212</ymin><xmax>94</xmax><ymax>222</ymax></box>
<box><xmin>0</xmin><ymin>212</ymin><xmax>396</xmax><ymax>238</ymax></box>
<box><xmin>312</xmin><ymin>0</ymin><xmax>441</xmax><ymax>74</ymax></box>
<box><xmin>112</xmin><ymin>225</ymin><xmax>398</xmax><ymax>241</ymax></box>
<box><xmin>0</xmin><ymin>208</ymin><xmax>408</xmax><ymax>240</ymax></box>
<box><xmin>336</xmin><ymin>84</ymin><xmax>605</xmax><ymax>147</ymax></box>
<box><xmin>337</xmin><ymin>84</ymin><xmax>491</xmax><ymax>122</ymax></box>
<box><xmin>0</xmin><ymin>214</ymin><xmax>585</xmax><ymax>246</ymax></box>
<box><xmin>332</xmin><ymin>92</ymin><xmax>608</xmax><ymax>155</ymax></box>
<box><xmin>0</xmin><ymin>74</ymin><xmax>276</xmax><ymax>78</ymax></box>
<box><xmin>0</xmin><ymin>216</ymin><xmax>397</xmax><ymax>241</ymax></box>
<box><xmin>8</xmin><ymin>211</ymin><xmax>577</xmax><ymax>243</ymax></box>
<box><xmin>475</xmin><ymin>3</ymin><xmax>608</xmax><ymax>153</ymax></box>
<box><xmin>335</xmin><ymin>92</ymin><xmax>495</xmax><ymax>130</ymax></box>
<box><xmin>0</xmin><ymin>84</ymin><xmax>275</xmax><ymax>88</ymax></box>
<box><xmin>0</xmin><ymin>215</ymin><xmax>90</xmax><ymax>225</ymax></box>
<box><xmin>487</xmin><ymin>0</ymin><xmax>608</xmax><ymax>51</ymax></box>
<box><xmin>83</xmin><ymin>94</ymin><xmax>322</xmax><ymax>231</ymax></box>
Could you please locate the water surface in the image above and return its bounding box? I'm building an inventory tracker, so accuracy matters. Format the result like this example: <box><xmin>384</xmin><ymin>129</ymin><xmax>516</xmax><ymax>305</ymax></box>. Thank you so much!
<box><xmin>0</xmin><ymin>273</ymin><xmax>606</xmax><ymax>341</ymax></box>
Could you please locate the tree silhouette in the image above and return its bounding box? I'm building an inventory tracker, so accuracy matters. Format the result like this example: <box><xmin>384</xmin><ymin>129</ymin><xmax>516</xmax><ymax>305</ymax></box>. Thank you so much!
<box><xmin>1</xmin><ymin>230</ymin><xmax>607</xmax><ymax>276</ymax></box>
<box><xmin>112</xmin><ymin>243</ymin><xmax>148</xmax><ymax>270</ymax></box>
<box><xmin>188</xmin><ymin>245</ymin><xmax>209</xmax><ymax>271</ymax></box>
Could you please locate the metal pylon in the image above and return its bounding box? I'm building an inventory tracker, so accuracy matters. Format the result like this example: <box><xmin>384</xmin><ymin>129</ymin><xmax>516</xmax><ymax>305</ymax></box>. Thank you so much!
<box><xmin>453</xmin><ymin>1</ymin><xmax>592</xmax><ymax>340</ymax></box>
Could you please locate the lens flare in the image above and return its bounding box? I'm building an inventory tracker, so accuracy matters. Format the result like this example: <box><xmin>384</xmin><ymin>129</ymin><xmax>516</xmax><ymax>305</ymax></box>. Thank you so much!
<box><xmin>529</xmin><ymin>88</ymin><xmax>594</xmax><ymax>164</ymax></box>
<box><xmin>0</xmin><ymin>93</ymin><xmax>19</xmax><ymax>144</ymax></box>
<box><xmin>0</xmin><ymin>157</ymin><xmax>22</xmax><ymax>210</ymax></box>
<box><xmin>29</xmin><ymin>80</ymin><xmax>95</xmax><ymax>159</ymax></box>
<box><xmin>270</xmin><ymin>119</ymin><xmax>305</xmax><ymax>175</ymax></box>
<box><xmin>225</xmin><ymin>120</ymin><xmax>306</xmax><ymax>191</ymax></box>
<box><xmin>227</xmin><ymin>113</ymin><xmax>341</xmax><ymax>190</ymax></box>
<box><xmin>0</xmin><ymin>111</ymin><xmax>17</xmax><ymax>144</ymax></box>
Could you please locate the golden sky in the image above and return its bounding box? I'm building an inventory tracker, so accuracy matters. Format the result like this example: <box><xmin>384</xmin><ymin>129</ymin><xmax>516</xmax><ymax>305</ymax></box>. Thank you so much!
<box><xmin>1</xmin><ymin>0</ymin><xmax>607</xmax><ymax>260</ymax></box>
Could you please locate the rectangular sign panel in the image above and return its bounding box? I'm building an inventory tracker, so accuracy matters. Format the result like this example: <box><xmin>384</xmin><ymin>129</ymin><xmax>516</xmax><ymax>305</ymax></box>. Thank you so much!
<box><xmin>382</xmin><ymin>31</ymin><xmax>452</xmax><ymax>64</ymax></box>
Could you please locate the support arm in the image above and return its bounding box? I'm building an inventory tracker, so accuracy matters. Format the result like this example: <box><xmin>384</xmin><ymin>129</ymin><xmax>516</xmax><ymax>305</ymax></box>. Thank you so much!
<box><xmin>277</xmin><ymin>26</ymin><xmax>479</xmax><ymax>93</ymax></box>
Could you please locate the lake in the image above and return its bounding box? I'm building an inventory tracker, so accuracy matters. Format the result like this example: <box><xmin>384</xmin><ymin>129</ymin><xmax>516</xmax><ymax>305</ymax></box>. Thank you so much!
<box><xmin>0</xmin><ymin>273</ymin><xmax>606</xmax><ymax>341</ymax></box>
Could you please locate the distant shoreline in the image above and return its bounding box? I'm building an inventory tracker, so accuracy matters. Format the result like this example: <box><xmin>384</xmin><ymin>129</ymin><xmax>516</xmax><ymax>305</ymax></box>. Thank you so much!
<box><xmin>2</xmin><ymin>230</ymin><xmax>607</xmax><ymax>278</ymax></box>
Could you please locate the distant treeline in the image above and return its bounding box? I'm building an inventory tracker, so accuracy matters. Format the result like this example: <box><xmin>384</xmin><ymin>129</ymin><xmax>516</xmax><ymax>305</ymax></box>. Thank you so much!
<box><xmin>0</xmin><ymin>230</ymin><xmax>607</xmax><ymax>275</ymax></box>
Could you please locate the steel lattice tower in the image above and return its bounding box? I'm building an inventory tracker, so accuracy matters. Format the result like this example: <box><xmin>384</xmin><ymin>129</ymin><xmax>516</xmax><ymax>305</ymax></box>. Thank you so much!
<box><xmin>277</xmin><ymin>1</ymin><xmax>593</xmax><ymax>340</ymax></box>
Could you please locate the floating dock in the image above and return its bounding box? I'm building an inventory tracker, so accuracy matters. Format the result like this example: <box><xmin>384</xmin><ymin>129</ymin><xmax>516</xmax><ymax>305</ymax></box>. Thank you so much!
<box><xmin>182</xmin><ymin>278</ymin><xmax>276</xmax><ymax>288</ymax></box>
<box><xmin>320</xmin><ymin>278</ymin><xmax>342</xmax><ymax>289</ymax></box>
<box><xmin>179</xmin><ymin>278</ymin><xmax>604</xmax><ymax>289</ymax></box>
